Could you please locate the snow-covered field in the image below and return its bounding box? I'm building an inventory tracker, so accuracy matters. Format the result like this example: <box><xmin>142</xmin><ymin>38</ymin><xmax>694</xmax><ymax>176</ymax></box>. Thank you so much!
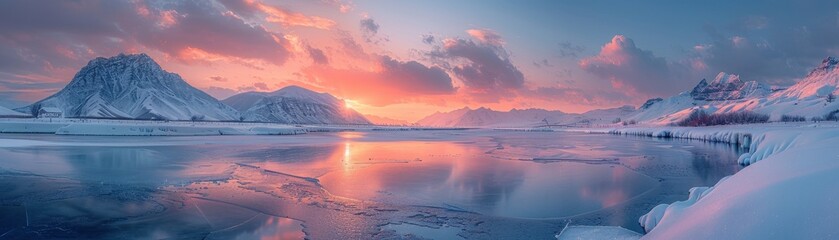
<box><xmin>559</xmin><ymin>122</ymin><xmax>839</xmax><ymax>239</ymax></box>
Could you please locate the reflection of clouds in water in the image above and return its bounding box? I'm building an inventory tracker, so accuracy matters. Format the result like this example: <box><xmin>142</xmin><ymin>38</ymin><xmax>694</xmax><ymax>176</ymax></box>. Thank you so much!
<box><xmin>446</xmin><ymin>151</ymin><xmax>526</xmax><ymax>209</ymax></box>
<box><xmin>689</xmin><ymin>141</ymin><xmax>743</xmax><ymax>184</ymax></box>
<box><xmin>207</xmin><ymin>215</ymin><xmax>304</xmax><ymax>240</ymax></box>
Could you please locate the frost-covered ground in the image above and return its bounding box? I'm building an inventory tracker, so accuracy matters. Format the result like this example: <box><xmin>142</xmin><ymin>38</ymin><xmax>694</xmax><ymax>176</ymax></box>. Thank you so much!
<box><xmin>558</xmin><ymin>122</ymin><xmax>839</xmax><ymax>239</ymax></box>
<box><xmin>0</xmin><ymin>129</ymin><xmax>742</xmax><ymax>239</ymax></box>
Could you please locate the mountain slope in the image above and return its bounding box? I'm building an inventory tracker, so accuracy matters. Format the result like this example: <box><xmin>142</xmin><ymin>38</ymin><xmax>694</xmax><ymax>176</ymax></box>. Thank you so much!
<box><xmin>415</xmin><ymin>107</ymin><xmax>473</xmax><ymax>127</ymax></box>
<box><xmin>632</xmin><ymin>58</ymin><xmax>839</xmax><ymax>124</ymax></box>
<box><xmin>0</xmin><ymin>106</ymin><xmax>27</xmax><ymax>117</ymax></box>
<box><xmin>364</xmin><ymin>114</ymin><xmax>410</xmax><ymax>125</ymax></box>
<box><xmin>223</xmin><ymin>86</ymin><xmax>370</xmax><ymax>124</ymax></box>
<box><xmin>628</xmin><ymin>72</ymin><xmax>772</xmax><ymax>124</ymax></box>
<box><xmin>753</xmin><ymin>57</ymin><xmax>839</xmax><ymax>118</ymax></box>
<box><xmin>20</xmin><ymin>53</ymin><xmax>239</xmax><ymax>121</ymax></box>
<box><xmin>690</xmin><ymin>72</ymin><xmax>771</xmax><ymax>101</ymax></box>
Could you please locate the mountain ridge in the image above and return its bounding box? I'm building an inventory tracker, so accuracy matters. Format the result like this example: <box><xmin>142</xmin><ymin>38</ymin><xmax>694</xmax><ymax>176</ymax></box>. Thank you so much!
<box><xmin>20</xmin><ymin>53</ymin><xmax>240</xmax><ymax>121</ymax></box>
<box><xmin>631</xmin><ymin>56</ymin><xmax>839</xmax><ymax>124</ymax></box>
<box><xmin>223</xmin><ymin>86</ymin><xmax>370</xmax><ymax>124</ymax></box>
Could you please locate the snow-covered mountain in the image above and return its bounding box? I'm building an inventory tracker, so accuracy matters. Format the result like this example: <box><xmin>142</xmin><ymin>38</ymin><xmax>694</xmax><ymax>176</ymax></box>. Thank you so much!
<box><xmin>754</xmin><ymin>56</ymin><xmax>839</xmax><ymax>118</ymax></box>
<box><xmin>631</xmin><ymin>57</ymin><xmax>839</xmax><ymax>124</ymax></box>
<box><xmin>579</xmin><ymin>105</ymin><xmax>637</xmax><ymax>122</ymax></box>
<box><xmin>419</xmin><ymin>56</ymin><xmax>839</xmax><ymax>127</ymax></box>
<box><xmin>416</xmin><ymin>106</ymin><xmax>636</xmax><ymax>127</ymax></box>
<box><xmin>20</xmin><ymin>53</ymin><xmax>239</xmax><ymax>121</ymax></box>
<box><xmin>690</xmin><ymin>72</ymin><xmax>771</xmax><ymax>101</ymax></box>
<box><xmin>223</xmin><ymin>86</ymin><xmax>370</xmax><ymax>124</ymax></box>
<box><xmin>628</xmin><ymin>72</ymin><xmax>773</xmax><ymax>124</ymax></box>
<box><xmin>415</xmin><ymin>107</ymin><xmax>472</xmax><ymax>127</ymax></box>
<box><xmin>0</xmin><ymin>105</ymin><xmax>27</xmax><ymax>117</ymax></box>
<box><xmin>417</xmin><ymin>107</ymin><xmax>565</xmax><ymax>127</ymax></box>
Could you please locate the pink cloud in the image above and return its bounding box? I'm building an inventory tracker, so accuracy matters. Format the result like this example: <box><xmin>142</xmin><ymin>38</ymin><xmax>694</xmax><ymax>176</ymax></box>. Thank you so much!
<box><xmin>218</xmin><ymin>0</ymin><xmax>336</xmax><ymax>30</ymax></box>
<box><xmin>579</xmin><ymin>35</ymin><xmax>679</xmax><ymax>96</ymax></box>
<box><xmin>431</xmin><ymin>33</ymin><xmax>524</xmax><ymax>102</ymax></box>
<box><xmin>253</xmin><ymin>82</ymin><xmax>270</xmax><ymax>91</ymax></box>
<box><xmin>466</xmin><ymin>28</ymin><xmax>504</xmax><ymax>46</ymax></box>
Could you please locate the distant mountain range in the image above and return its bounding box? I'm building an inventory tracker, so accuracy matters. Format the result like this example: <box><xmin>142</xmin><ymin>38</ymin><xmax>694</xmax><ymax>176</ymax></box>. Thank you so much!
<box><xmin>416</xmin><ymin>106</ymin><xmax>636</xmax><ymax>127</ymax></box>
<box><xmin>14</xmin><ymin>53</ymin><xmax>370</xmax><ymax>124</ymax></box>
<box><xmin>363</xmin><ymin>114</ymin><xmax>411</xmax><ymax>125</ymax></box>
<box><xmin>6</xmin><ymin>53</ymin><xmax>839</xmax><ymax>127</ymax></box>
<box><xmin>416</xmin><ymin>57</ymin><xmax>839</xmax><ymax>127</ymax></box>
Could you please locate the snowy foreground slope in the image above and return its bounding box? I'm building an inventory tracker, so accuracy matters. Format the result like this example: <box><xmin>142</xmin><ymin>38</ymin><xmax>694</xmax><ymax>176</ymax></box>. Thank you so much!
<box><xmin>19</xmin><ymin>53</ymin><xmax>240</xmax><ymax>121</ymax></box>
<box><xmin>560</xmin><ymin>123</ymin><xmax>839</xmax><ymax>240</ymax></box>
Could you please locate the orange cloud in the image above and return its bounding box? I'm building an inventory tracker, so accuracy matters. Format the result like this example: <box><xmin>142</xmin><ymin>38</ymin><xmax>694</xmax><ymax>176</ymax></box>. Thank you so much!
<box><xmin>466</xmin><ymin>28</ymin><xmax>505</xmax><ymax>46</ymax></box>
<box><xmin>302</xmin><ymin>56</ymin><xmax>455</xmax><ymax>106</ymax></box>
<box><xmin>221</xmin><ymin>0</ymin><xmax>336</xmax><ymax>30</ymax></box>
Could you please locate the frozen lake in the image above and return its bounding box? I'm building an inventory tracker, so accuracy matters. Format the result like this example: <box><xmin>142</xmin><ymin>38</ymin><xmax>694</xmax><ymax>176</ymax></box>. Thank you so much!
<box><xmin>0</xmin><ymin>130</ymin><xmax>741</xmax><ymax>239</ymax></box>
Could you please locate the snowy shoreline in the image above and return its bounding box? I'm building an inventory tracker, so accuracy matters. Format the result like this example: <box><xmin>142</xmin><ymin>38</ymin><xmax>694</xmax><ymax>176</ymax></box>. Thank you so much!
<box><xmin>560</xmin><ymin>122</ymin><xmax>839</xmax><ymax>239</ymax></box>
<box><xmin>0</xmin><ymin>118</ymin><xmax>469</xmax><ymax>136</ymax></box>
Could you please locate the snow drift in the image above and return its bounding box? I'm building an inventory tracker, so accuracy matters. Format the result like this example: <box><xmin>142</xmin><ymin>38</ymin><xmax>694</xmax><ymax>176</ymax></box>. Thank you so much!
<box><xmin>583</xmin><ymin>123</ymin><xmax>839</xmax><ymax>239</ymax></box>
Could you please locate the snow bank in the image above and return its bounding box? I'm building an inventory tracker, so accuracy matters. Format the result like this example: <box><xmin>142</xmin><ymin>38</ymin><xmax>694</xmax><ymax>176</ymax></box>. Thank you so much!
<box><xmin>0</xmin><ymin>121</ymin><xmax>68</xmax><ymax>133</ymax></box>
<box><xmin>638</xmin><ymin>186</ymin><xmax>716</xmax><ymax>232</ymax></box>
<box><xmin>0</xmin><ymin>119</ymin><xmax>307</xmax><ymax>136</ymax></box>
<box><xmin>55</xmin><ymin>124</ymin><xmax>224</xmax><ymax>136</ymax></box>
<box><xmin>54</xmin><ymin>124</ymin><xmax>307</xmax><ymax>136</ymax></box>
<box><xmin>0</xmin><ymin>118</ymin><xmax>466</xmax><ymax>136</ymax></box>
<box><xmin>579</xmin><ymin>123</ymin><xmax>839</xmax><ymax>239</ymax></box>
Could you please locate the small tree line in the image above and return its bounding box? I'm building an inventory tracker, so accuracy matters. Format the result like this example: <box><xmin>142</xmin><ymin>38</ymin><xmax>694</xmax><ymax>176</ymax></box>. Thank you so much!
<box><xmin>677</xmin><ymin>110</ymin><xmax>769</xmax><ymax>127</ymax></box>
<box><xmin>780</xmin><ymin>115</ymin><xmax>807</xmax><ymax>122</ymax></box>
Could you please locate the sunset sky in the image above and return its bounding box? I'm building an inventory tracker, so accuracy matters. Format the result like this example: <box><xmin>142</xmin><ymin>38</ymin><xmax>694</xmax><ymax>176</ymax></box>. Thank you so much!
<box><xmin>2</xmin><ymin>0</ymin><xmax>839</xmax><ymax>121</ymax></box>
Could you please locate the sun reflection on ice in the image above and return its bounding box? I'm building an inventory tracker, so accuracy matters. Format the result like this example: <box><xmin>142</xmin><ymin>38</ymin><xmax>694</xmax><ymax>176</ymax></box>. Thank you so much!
<box><xmin>343</xmin><ymin>142</ymin><xmax>352</xmax><ymax>169</ymax></box>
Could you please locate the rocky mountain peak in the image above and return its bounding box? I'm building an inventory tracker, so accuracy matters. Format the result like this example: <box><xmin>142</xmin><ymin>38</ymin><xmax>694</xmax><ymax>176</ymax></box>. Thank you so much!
<box><xmin>22</xmin><ymin>53</ymin><xmax>239</xmax><ymax>120</ymax></box>
<box><xmin>690</xmin><ymin>72</ymin><xmax>769</xmax><ymax>101</ymax></box>
<box><xmin>806</xmin><ymin>56</ymin><xmax>838</xmax><ymax>77</ymax></box>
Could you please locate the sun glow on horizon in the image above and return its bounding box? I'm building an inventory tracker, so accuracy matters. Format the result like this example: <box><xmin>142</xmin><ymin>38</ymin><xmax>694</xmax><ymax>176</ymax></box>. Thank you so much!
<box><xmin>344</xmin><ymin>99</ymin><xmax>357</xmax><ymax>109</ymax></box>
